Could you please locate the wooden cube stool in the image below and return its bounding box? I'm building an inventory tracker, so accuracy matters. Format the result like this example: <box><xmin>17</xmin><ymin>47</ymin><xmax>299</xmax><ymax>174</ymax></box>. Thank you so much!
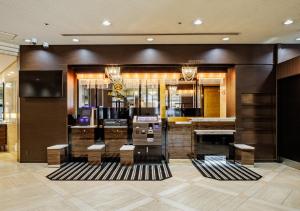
<box><xmin>47</xmin><ymin>144</ymin><xmax>68</xmax><ymax>167</ymax></box>
<box><xmin>87</xmin><ymin>144</ymin><xmax>105</xmax><ymax>164</ymax></box>
<box><xmin>234</xmin><ymin>144</ymin><xmax>255</xmax><ymax>165</ymax></box>
<box><xmin>120</xmin><ymin>145</ymin><xmax>135</xmax><ymax>165</ymax></box>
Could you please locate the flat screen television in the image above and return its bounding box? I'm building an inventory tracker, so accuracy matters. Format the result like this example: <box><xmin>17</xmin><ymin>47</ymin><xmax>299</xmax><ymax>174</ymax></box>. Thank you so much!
<box><xmin>19</xmin><ymin>70</ymin><xmax>63</xmax><ymax>98</ymax></box>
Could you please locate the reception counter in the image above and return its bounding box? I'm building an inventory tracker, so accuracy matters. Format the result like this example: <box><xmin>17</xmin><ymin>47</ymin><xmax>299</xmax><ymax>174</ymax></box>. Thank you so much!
<box><xmin>69</xmin><ymin>125</ymin><xmax>97</xmax><ymax>158</ymax></box>
<box><xmin>167</xmin><ymin>117</ymin><xmax>236</xmax><ymax>159</ymax></box>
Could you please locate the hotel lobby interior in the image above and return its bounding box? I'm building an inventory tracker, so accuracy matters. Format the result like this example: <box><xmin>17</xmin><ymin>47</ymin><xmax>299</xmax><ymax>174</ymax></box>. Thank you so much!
<box><xmin>1</xmin><ymin>0</ymin><xmax>300</xmax><ymax>210</ymax></box>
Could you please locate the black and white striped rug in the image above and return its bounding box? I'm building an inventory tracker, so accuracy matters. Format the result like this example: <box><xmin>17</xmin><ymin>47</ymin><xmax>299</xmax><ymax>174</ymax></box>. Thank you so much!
<box><xmin>47</xmin><ymin>161</ymin><xmax>172</xmax><ymax>181</ymax></box>
<box><xmin>192</xmin><ymin>158</ymin><xmax>262</xmax><ymax>181</ymax></box>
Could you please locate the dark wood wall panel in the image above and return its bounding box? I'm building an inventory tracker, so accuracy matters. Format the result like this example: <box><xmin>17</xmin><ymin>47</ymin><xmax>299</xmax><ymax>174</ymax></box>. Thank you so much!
<box><xmin>20</xmin><ymin>45</ymin><xmax>274</xmax><ymax>68</ymax></box>
<box><xmin>278</xmin><ymin>45</ymin><xmax>300</xmax><ymax>63</ymax></box>
<box><xmin>277</xmin><ymin>56</ymin><xmax>300</xmax><ymax>79</ymax></box>
<box><xmin>20</xmin><ymin>98</ymin><xmax>67</xmax><ymax>162</ymax></box>
<box><xmin>20</xmin><ymin>69</ymin><xmax>68</xmax><ymax>162</ymax></box>
<box><xmin>235</xmin><ymin>65</ymin><xmax>276</xmax><ymax>161</ymax></box>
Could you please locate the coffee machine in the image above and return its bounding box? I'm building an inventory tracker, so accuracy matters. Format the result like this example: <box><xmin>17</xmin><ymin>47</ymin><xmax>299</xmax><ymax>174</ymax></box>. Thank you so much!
<box><xmin>133</xmin><ymin>116</ymin><xmax>162</xmax><ymax>145</ymax></box>
<box><xmin>77</xmin><ymin>106</ymin><xmax>97</xmax><ymax>126</ymax></box>
<box><xmin>132</xmin><ymin>116</ymin><xmax>162</xmax><ymax>161</ymax></box>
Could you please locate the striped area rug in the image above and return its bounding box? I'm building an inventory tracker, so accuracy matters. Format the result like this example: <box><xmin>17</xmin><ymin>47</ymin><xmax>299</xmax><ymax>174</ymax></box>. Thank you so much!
<box><xmin>47</xmin><ymin>161</ymin><xmax>172</xmax><ymax>181</ymax></box>
<box><xmin>192</xmin><ymin>157</ymin><xmax>262</xmax><ymax>181</ymax></box>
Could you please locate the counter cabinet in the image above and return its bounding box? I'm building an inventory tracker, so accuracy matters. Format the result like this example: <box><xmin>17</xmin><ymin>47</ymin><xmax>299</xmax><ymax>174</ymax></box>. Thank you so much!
<box><xmin>70</xmin><ymin>127</ymin><xmax>96</xmax><ymax>158</ymax></box>
<box><xmin>104</xmin><ymin>127</ymin><xmax>128</xmax><ymax>155</ymax></box>
<box><xmin>167</xmin><ymin>122</ymin><xmax>192</xmax><ymax>159</ymax></box>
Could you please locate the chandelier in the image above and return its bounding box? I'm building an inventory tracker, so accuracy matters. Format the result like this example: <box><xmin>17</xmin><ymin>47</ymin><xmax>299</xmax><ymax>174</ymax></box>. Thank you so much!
<box><xmin>105</xmin><ymin>66</ymin><xmax>121</xmax><ymax>82</ymax></box>
<box><xmin>181</xmin><ymin>66</ymin><xmax>197</xmax><ymax>81</ymax></box>
<box><xmin>168</xmin><ymin>85</ymin><xmax>177</xmax><ymax>95</ymax></box>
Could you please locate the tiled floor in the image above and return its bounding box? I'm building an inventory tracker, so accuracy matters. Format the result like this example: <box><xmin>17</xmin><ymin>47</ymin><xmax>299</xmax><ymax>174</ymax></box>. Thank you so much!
<box><xmin>1</xmin><ymin>152</ymin><xmax>300</xmax><ymax>211</ymax></box>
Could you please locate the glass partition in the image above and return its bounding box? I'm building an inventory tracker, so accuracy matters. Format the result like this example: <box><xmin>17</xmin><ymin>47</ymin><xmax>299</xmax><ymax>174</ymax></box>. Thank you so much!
<box><xmin>76</xmin><ymin>71</ymin><xmax>228</xmax><ymax>118</ymax></box>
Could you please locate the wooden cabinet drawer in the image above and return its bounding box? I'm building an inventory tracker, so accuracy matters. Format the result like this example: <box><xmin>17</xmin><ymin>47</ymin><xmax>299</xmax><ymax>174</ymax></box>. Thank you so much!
<box><xmin>71</xmin><ymin>128</ymin><xmax>96</xmax><ymax>139</ymax></box>
<box><xmin>104</xmin><ymin>128</ymin><xmax>128</xmax><ymax>139</ymax></box>
<box><xmin>105</xmin><ymin>139</ymin><xmax>127</xmax><ymax>152</ymax></box>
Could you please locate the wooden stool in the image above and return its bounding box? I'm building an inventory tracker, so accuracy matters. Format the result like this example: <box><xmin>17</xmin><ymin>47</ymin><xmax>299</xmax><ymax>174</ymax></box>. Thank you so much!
<box><xmin>87</xmin><ymin>144</ymin><xmax>105</xmax><ymax>164</ymax></box>
<box><xmin>47</xmin><ymin>144</ymin><xmax>68</xmax><ymax>167</ymax></box>
<box><xmin>234</xmin><ymin>144</ymin><xmax>255</xmax><ymax>165</ymax></box>
<box><xmin>120</xmin><ymin>145</ymin><xmax>135</xmax><ymax>165</ymax></box>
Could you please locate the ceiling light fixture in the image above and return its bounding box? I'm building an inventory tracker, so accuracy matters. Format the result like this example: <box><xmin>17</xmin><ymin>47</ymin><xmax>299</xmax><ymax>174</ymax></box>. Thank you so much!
<box><xmin>284</xmin><ymin>19</ymin><xmax>294</xmax><ymax>25</ymax></box>
<box><xmin>24</xmin><ymin>39</ymin><xmax>31</xmax><ymax>43</ymax></box>
<box><xmin>102</xmin><ymin>20</ymin><xmax>111</xmax><ymax>26</ymax></box>
<box><xmin>222</xmin><ymin>37</ymin><xmax>230</xmax><ymax>41</ymax></box>
<box><xmin>193</xmin><ymin>19</ymin><xmax>203</xmax><ymax>25</ymax></box>
<box><xmin>105</xmin><ymin>66</ymin><xmax>121</xmax><ymax>82</ymax></box>
<box><xmin>43</xmin><ymin>42</ymin><xmax>49</xmax><ymax>48</ymax></box>
<box><xmin>182</xmin><ymin>66</ymin><xmax>197</xmax><ymax>81</ymax></box>
<box><xmin>147</xmin><ymin>37</ymin><xmax>154</xmax><ymax>42</ymax></box>
<box><xmin>296</xmin><ymin>37</ymin><xmax>300</xmax><ymax>41</ymax></box>
<box><xmin>31</xmin><ymin>38</ymin><xmax>38</xmax><ymax>45</ymax></box>
<box><xmin>72</xmin><ymin>38</ymin><xmax>79</xmax><ymax>42</ymax></box>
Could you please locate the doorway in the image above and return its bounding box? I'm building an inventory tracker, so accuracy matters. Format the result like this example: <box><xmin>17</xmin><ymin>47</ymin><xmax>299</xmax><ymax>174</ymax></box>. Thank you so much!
<box><xmin>203</xmin><ymin>86</ymin><xmax>220</xmax><ymax>117</ymax></box>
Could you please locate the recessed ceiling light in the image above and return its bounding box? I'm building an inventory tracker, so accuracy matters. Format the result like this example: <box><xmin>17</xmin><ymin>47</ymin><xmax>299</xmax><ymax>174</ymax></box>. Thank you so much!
<box><xmin>72</xmin><ymin>38</ymin><xmax>79</xmax><ymax>42</ymax></box>
<box><xmin>9</xmin><ymin>71</ymin><xmax>14</xmax><ymax>74</ymax></box>
<box><xmin>284</xmin><ymin>19</ymin><xmax>294</xmax><ymax>25</ymax></box>
<box><xmin>43</xmin><ymin>42</ymin><xmax>49</xmax><ymax>48</ymax></box>
<box><xmin>193</xmin><ymin>19</ymin><xmax>203</xmax><ymax>25</ymax></box>
<box><xmin>222</xmin><ymin>37</ymin><xmax>230</xmax><ymax>41</ymax></box>
<box><xmin>296</xmin><ymin>37</ymin><xmax>300</xmax><ymax>41</ymax></box>
<box><xmin>102</xmin><ymin>20</ymin><xmax>111</xmax><ymax>26</ymax></box>
<box><xmin>24</xmin><ymin>39</ymin><xmax>31</xmax><ymax>43</ymax></box>
<box><xmin>147</xmin><ymin>37</ymin><xmax>154</xmax><ymax>42</ymax></box>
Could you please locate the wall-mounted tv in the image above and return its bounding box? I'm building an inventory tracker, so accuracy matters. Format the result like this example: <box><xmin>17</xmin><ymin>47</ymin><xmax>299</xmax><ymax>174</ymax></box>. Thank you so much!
<box><xmin>19</xmin><ymin>70</ymin><xmax>63</xmax><ymax>98</ymax></box>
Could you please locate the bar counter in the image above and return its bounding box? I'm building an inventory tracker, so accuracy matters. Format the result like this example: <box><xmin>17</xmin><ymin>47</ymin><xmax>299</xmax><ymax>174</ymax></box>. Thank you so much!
<box><xmin>167</xmin><ymin>117</ymin><xmax>236</xmax><ymax>159</ymax></box>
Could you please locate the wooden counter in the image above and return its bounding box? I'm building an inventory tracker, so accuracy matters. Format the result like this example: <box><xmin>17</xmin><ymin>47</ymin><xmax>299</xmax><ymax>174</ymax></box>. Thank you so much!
<box><xmin>104</xmin><ymin>126</ymin><xmax>128</xmax><ymax>156</ymax></box>
<box><xmin>167</xmin><ymin>122</ymin><xmax>192</xmax><ymax>159</ymax></box>
<box><xmin>167</xmin><ymin>117</ymin><xmax>236</xmax><ymax>159</ymax></box>
<box><xmin>70</xmin><ymin>126</ymin><xmax>97</xmax><ymax>158</ymax></box>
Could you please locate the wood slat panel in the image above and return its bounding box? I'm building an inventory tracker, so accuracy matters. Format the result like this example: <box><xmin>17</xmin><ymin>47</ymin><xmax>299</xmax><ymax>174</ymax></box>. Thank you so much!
<box><xmin>168</xmin><ymin>123</ymin><xmax>192</xmax><ymax>159</ymax></box>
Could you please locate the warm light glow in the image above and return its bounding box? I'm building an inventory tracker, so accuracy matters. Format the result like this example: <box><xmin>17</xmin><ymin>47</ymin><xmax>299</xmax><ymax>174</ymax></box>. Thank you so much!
<box><xmin>105</xmin><ymin>66</ymin><xmax>121</xmax><ymax>81</ymax></box>
<box><xmin>76</xmin><ymin>73</ymin><xmax>104</xmax><ymax>79</ymax></box>
<box><xmin>72</xmin><ymin>38</ymin><xmax>79</xmax><ymax>42</ymax></box>
<box><xmin>193</xmin><ymin>19</ymin><xmax>203</xmax><ymax>25</ymax></box>
<box><xmin>222</xmin><ymin>37</ymin><xmax>230</xmax><ymax>41</ymax></box>
<box><xmin>147</xmin><ymin>37</ymin><xmax>154</xmax><ymax>42</ymax></box>
<box><xmin>197</xmin><ymin>72</ymin><xmax>226</xmax><ymax>79</ymax></box>
<box><xmin>121</xmin><ymin>72</ymin><xmax>180</xmax><ymax>80</ymax></box>
<box><xmin>284</xmin><ymin>19</ymin><xmax>294</xmax><ymax>25</ymax></box>
<box><xmin>182</xmin><ymin>66</ymin><xmax>197</xmax><ymax>81</ymax></box>
<box><xmin>102</xmin><ymin>20</ymin><xmax>111</xmax><ymax>26</ymax></box>
<box><xmin>168</xmin><ymin>85</ymin><xmax>177</xmax><ymax>95</ymax></box>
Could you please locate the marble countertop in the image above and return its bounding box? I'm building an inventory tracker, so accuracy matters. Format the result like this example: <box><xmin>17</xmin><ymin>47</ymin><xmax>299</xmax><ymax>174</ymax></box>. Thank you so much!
<box><xmin>120</xmin><ymin>145</ymin><xmax>135</xmax><ymax>151</ymax></box>
<box><xmin>87</xmin><ymin>144</ymin><xmax>105</xmax><ymax>150</ymax></box>
<box><xmin>190</xmin><ymin>117</ymin><xmax>236</xmax><ymax>122</ymax></box>
<box><xmin>194</xmin><ymin>129</ymin><xmax>236</xmax><ymax>135</ymax></box>
<box><xmin>234</xmin><ymin>144</ymin><xmax>255</xmax><ymax>150</ymax></box>
<box><xmin>103</xmin><ymin>125</ymin><xmax>128</xmax><ymax>128</ymax></box>
<box><xmin>69</xmin><ymin>125</ymin><xmax>97</xmax><ymax>128</ymax></box>
<box><xmin>47</xmin><ymin>144</ymin><xmax>68</xmax><ymax>150</ymax></box>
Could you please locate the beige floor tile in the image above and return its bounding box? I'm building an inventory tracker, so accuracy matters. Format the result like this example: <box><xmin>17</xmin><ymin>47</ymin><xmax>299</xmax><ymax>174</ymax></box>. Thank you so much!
<box><xmin>1</xmin><ymin>152</ymin><xmax>300</xmax><ymax>211</ymax></box>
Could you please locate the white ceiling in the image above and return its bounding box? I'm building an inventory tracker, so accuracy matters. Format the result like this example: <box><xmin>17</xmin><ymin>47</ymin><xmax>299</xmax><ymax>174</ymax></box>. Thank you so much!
<box><xmin>0</xmin><ymin>54</ymin><xmax>17</xmax><ymax>73</ymax></box>
<box><xmin>0</xmin><ymin>0</ymin><xmax>300</xmax><ymax>45</ymax></box>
